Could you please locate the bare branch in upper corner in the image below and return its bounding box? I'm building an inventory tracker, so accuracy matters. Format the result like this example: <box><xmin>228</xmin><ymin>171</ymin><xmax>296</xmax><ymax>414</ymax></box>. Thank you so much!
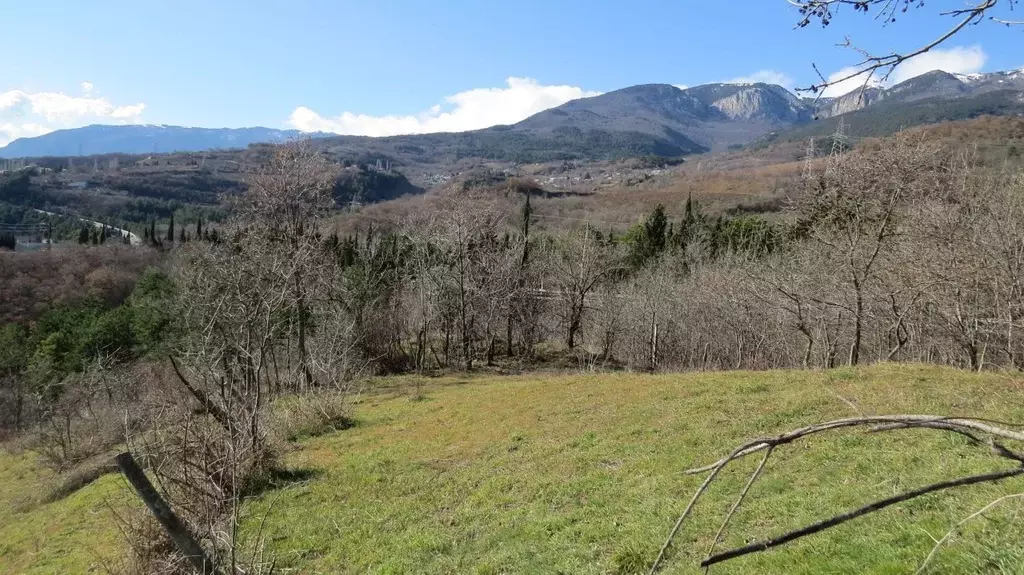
<box><xmin>787</xmin><ymin>0</ymin><xmax>1016</xmax><ymax>101</ymax></box>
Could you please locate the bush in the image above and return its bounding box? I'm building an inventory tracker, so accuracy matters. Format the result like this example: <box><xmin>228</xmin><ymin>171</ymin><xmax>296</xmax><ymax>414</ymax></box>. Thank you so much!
<box><xmin>270</xmin><ymin>391</ymin><xmax>354</xmax><ymax>442</ymax></box>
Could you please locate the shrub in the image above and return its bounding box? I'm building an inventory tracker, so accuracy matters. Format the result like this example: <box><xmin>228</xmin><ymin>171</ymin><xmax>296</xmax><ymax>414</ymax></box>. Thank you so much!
<box><xmin>270</xmin><ymin>391</ymin><xmax>354</xmax><ymax>442</ymax></box>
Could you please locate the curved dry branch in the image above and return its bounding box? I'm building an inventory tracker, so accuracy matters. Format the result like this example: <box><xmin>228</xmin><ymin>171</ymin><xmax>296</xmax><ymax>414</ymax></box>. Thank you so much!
<box><xmin>651</xmin><ymin>414</ymin><xmax>1024</xmax><ymax>573</ymax></box>
<box><xmin>702</xmin><ymin>466</ymin><xmax>1024</xmax><ymax>568</ymax></box>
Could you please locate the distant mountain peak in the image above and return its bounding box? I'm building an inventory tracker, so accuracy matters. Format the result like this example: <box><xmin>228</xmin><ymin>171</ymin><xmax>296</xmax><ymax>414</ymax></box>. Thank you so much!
<box><xmin>0</xmin><ymin>125</ymin><xmax>307</xmax><ymax>158</ymax></box>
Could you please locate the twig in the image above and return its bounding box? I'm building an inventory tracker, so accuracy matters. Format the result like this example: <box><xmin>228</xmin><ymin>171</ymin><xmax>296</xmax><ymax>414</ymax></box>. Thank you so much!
<box><xmin>647</xmin><ymin>443</ymin><xmax>748</xmax><ymax>575</ymax></box>
<box><xmin>686</xmin><ymin>415</ymin><xmax>1024</xmax><ymax>474</ymax></box>
<box><xmin>704</xmin><ymin>446</ymin><xmax>775</xmax><ymax>568</ymax></box>
<box><xmin>702</xmin><ymin>466</ymin><xmax>1024</xmax><ymax>567</ymax></box>
<box><xmin>652</xmin><ymin>415</ymin><xmax>1024</xmax><ymax>573</ymax></box>
<box><xmin>915</xmin><ymin>492</ymin><xmax>1024</xmax><ymax>574</ymax></box>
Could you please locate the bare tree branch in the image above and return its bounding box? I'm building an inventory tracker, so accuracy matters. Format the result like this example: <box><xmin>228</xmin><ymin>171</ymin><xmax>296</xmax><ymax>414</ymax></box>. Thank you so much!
<box><xmin>702</xmin><ymin>466</ymin><xmax>1024</xmax><ymax>568</ymax></box>
<box><xmin>915</xmin><ymin>492</ymin><xmax>1024</xmax><ymax>574</ymax></box>
<box><xmin>651</xmin><ymin>414</ymin><xmax>1024</xmax><ymax>573</ymax></box>
<box><xmin>788</xmin><ymin>0</ymin><xmax>1016</xmax><ymax>99</ymax></box>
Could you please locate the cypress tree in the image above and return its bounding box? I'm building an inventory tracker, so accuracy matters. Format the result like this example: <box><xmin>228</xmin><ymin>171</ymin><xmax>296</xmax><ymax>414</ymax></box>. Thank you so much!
<box><xmin>166</xmin><ymin>213</ymin><xmax>175</xmax><ymax>242</ymax></box>
<box><xmin>179</xmin><ymin>226</ymin><xmax>186</xmax><ymax>243</ymax></box>
<box><xmin>99</xmin><ymin>226</ymin><xmax>107</xmax><ymax>244</ymax></box>
<box><xmin>520</xmin><ymin>189</ymin><xmax>531</xmax><ymax>267</ymax></box>
<box><xmin>196</xmin><ymin>217</ymin><xmax>203</xmax><ymax>239</ymax></box>
<box><xmin>79</xmin><ymin>225</ymin><xmax>91</xmax><ymax>244</ymax></box>
<box><xmin>644</xmin><ymin>204</ymin><xmax>668</xmax><ymax>255</ymax></box>
<box><xmin>150</xmin><ymin>219</ymin><xmax>157</xmax><ymax>246</ymax></box>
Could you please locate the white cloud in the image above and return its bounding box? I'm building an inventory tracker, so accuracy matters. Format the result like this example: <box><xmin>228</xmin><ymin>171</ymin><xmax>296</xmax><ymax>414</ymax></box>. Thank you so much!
<box><xmin>819</xmin><ymin>65</ymin><xmax>884</xmax><ymax>98</ymax></box>
<box><xmin>726</xmin><ymin>70</ymin><xmax>795</xmax><ymax>88</ymax></box>
<box><xmin>889</xmin><ymin>45</ymin><xmax>987</xmax><ymax>84</ymax></box>
<box><xmin>288</xmin><ymin>77</ymin><xmax>600</xmax><ymax>137</ymax></box>
<box><xmin>0</xmin><ymin>86</ymin><xmax>145</xmax><ymax>147</ymax></box>
<box><xmin>821</xmin><ymin>45</ymin><xmax>988</xmax><ymax>97</ymax></box>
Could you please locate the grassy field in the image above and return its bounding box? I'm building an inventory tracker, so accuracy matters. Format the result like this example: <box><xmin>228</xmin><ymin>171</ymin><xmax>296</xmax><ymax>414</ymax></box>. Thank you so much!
<box><xmin>3</xmin><ymin>364</ymin><xmax>1024</xmax><ymax>574</ymax></box>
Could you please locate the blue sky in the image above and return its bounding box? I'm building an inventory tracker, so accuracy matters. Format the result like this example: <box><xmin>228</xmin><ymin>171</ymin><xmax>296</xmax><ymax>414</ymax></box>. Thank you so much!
<box><xmin>1</xmin><ymin>0</ymin><xmax>1021</xmax><ymax>144</ymax></box>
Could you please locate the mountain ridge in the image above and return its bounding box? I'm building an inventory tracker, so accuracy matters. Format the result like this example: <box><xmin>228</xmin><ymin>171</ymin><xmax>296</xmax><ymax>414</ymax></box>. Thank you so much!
<box><xmin>2</xmin><ymin>68</ymin><xmax>1023</xmax><ymax>161</ymax></box>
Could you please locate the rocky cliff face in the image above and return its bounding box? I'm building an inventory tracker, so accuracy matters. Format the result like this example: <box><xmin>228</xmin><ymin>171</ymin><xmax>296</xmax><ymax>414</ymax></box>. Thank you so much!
<box><xmin>702</xmin><ymin>84</ymin><xmax>810</xmax><ymax>123</ymax></box>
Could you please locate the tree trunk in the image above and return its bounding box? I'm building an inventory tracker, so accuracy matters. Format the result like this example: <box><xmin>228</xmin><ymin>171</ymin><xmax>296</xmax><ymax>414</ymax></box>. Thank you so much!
<box><xmin>294</xmin><ymin>272</ymin><xmax>313</xmax><ymax>389</ymax></box>
<box><xmin>849</xmin><ymin>279</ymin><xmax>863</xmax><ymax>366</ymax></box>
<box><xmin>506</xmin><ymin>312</ymin><xmax>514</xmax><ymax>357</ymax></box>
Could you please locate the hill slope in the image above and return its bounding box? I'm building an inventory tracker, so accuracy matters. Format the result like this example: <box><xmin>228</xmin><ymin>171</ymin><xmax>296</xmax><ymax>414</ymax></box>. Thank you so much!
<box><xmin>4</xmin><ymin>365</ymin><xmax>1024</xmax><ymax>574</ymax></box>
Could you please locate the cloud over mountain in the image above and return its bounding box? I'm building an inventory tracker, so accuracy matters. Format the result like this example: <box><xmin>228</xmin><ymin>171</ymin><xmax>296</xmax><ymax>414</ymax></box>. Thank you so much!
<box><xmin>0</xmin><ymin>83</ymin><xmax>146</xmax><ymax>146</ymax></box>
<box><xmin>288</xmin><ymin>77</ymin><xmax>600</xmax><ymax>137</ymax></box>
<box><xmin>821</xmin><ymin>45</ymin><xmax>987</xmax><ymax>97</ymax></box>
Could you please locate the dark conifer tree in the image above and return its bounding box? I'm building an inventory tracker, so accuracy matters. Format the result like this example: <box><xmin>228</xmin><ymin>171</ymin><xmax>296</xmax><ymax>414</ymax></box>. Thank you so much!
<box><xmin>166</xmin><ymin>213</ymin><xmax>175</xmax><ymax>243</ymax></box>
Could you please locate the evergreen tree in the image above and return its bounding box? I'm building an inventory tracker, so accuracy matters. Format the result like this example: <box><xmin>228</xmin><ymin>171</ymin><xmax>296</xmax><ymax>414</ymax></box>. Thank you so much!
<box><xmin>166</xmin><ymin>213</ymin><xmax>175</xmax><ymax>243</ymax></box>
<box><xmin>79</xmin><ymin>225</ymin><xmax>90</xmax><ymax>245</ymax></box>
<box><xmin>179</xmin><ymin>226</ymin><xmax>186</xmax><ymax>243</ymax></box>
<box><xmin>150</xmin><ymin>219</ymin><xmax>157</xmax><ymax>246</ymax></box>
<box><xmin>628</xmin><ymin>204</ymin><xmax>669</xmax><ymax>268</ymax></box>
<box><xmin>99</xmin><ymin>226</ymin><xmax>107</xmax><ymax>244</ymax></box>
<box><xmin>520</xmin><ymin>189</ymin><xmax>532</xmax><ymax>267</ymax></box>
<box><xmin>196</xmin><ymin>217</ymin><xmax>203</xmax><ymax>239</ymax></box>
<box><xmin>644</xmin><ymin>204</ymin><xmax>668</xmax><ymax>254</ymax></box>
<box><xmin>0</xmin><ymin>232</ymin><xmax>15</xmax><ymax>250</ymax></box>
<box><xmin>143</xmin><ymin>227</ymin><xmax>150</xmax><ymax>242</ymax></box>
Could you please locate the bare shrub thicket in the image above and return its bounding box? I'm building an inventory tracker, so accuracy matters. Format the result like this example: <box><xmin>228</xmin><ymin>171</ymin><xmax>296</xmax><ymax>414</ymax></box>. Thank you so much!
<box><xmin>555</xmin><ymin>134</ymin><xmax>1024</xmax><ymax>374</ymax></box>
<box><xmin>297</xmin><ymin>133</ymin><xmax>1024</xmax><ymax>375</ymax></box>
<box><xmin>125</xmin><ymin>142</ymin><xmax>363</xmax><ymax>573</ymax></box>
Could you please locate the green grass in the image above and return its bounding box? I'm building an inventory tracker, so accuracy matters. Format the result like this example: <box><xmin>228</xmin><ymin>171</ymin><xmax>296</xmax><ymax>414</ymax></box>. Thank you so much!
<box><xmin>4</xmin><ymin>364</ymin><xmax>1024</xmax><ymax>574</ymax></box>
<box><xmin>0</xmin><ymin>449</ymin><xmax>125</xmax><ymax>574</ymax></box>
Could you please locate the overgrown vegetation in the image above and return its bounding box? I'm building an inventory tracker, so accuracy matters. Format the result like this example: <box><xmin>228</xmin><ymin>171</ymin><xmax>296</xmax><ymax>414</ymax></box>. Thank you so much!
<box><xmin>5</xmin><ymin>126</ymin><xmax>1024</xmax><ymax>573</ymax></box>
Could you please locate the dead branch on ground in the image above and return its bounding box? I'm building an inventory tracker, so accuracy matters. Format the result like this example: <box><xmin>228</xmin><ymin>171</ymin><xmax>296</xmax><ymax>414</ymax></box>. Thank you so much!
<box><xmin>649</xmin><ymin>414</ymin><xmax>1024</xmax><ymax>574</ymax></box>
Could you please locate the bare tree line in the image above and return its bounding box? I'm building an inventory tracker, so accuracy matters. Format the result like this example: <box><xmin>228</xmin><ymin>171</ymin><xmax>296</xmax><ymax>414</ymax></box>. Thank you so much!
<box><xmin>305</xmin><ymin>133</ymin><xmax>1024</xmax><ymax>377</ymax></box>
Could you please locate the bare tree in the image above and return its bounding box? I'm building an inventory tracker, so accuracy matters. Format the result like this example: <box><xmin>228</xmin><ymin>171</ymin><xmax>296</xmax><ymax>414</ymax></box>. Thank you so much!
<box><xmin>547</xmin><ymin>226</ymin><xmax>618</xmax><ymax>350</ymax></box>
<box><xmin>795</xmin><ymin>132</ymin><xmax>945</xmax><ymax>364</ymax></box>
<box><xmin>243</xmin><ymin>140</ymin><xmax>336</xmax><ymax>389</ymax></box>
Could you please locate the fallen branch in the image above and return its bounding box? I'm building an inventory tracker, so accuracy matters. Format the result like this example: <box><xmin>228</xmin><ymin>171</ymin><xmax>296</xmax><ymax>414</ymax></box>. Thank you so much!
<box><xmin>702</xmin><ymin>465</ymin><xmax>1024</xmax><ymax>567</ymax></box>
<box><xmin>650</xmin><ymin>414</ymin><xmax>1024</xmax><ymax>573</ymax></box>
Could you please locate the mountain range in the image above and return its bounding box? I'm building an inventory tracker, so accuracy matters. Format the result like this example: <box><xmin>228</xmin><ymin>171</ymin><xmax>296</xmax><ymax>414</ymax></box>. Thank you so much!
<box><xmin>2</xmin><ymin>68</ymin><xmax>1022</xmax><ymax>161</ymax></box>
<box><xmin>0</xmin><ymin>126</ymin><xmax>307</xmax><ymax>158</ymax></box>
